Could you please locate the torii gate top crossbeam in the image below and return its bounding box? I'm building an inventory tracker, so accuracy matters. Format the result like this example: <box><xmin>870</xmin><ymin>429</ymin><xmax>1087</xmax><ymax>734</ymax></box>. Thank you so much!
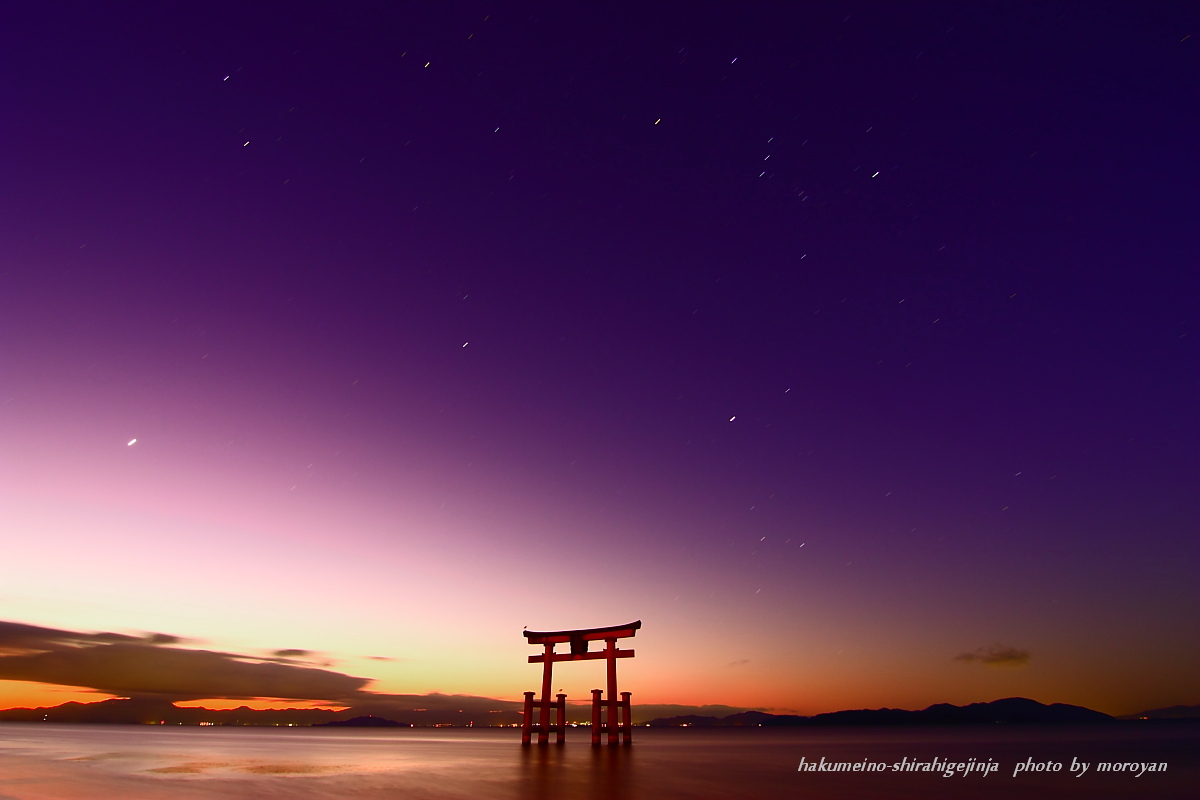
<box><xmin>523</xmin><ymin>620</ymin><xmax>641</xmax><ymax>645</ymax></box>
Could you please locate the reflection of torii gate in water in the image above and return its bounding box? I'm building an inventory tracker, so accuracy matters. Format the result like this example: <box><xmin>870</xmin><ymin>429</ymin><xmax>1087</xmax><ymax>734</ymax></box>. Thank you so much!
<box><xmin>521</xmin><ymin>620</ymin><xmax>641</xmax><ymax>746</ymax></box>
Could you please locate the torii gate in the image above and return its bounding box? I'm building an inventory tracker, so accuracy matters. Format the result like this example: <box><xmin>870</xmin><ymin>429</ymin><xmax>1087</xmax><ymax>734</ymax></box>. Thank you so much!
<box><xmin>521</xmin><ymin>620</ymin><xmax>641</xmax><ymax>745</ymax></box>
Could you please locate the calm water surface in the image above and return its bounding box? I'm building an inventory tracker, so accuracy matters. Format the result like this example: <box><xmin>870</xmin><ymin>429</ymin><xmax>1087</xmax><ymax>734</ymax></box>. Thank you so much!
<box><xmin>0</xmin><ymin>722</ymin><xmax>1195</xmax><ymax>799</ymax></box>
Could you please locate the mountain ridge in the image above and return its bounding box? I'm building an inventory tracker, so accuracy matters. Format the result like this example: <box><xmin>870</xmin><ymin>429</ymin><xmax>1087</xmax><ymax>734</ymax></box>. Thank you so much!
<box><xmin>646</xmin><ymin>697</ymin><xmax>1117</xmax><ymax>727</ymax></box>
<box><xmin>2</xmin><ymin>696</ymin><xmax>1188</xmax><ymax>727</ymax></box>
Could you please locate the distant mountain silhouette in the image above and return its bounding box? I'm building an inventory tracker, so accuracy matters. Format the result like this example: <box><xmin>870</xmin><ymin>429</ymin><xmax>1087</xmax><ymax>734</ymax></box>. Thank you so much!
<box><xmin>0</xmin><ymin>698</ymin><xmax>341</xmax><ymax>726</ymax></box>
<box><xmin>315</xmin><ymin>715</ymin><xmax>410</xmax><ymax>727</ymax></box>
<box><xmin>651</xmin><ymin>711</ymin><xmax>776</xmax><ymax>727</ymax></box>
<box><xmin>645</xmin><ymin>714</ymin><xmax>724</xmax><ymax>726</ymax></box>
<box><xmin>648</xmin><ymin>698</ymin><xmax>1113</xmax><ymax>727</ymax></box>
<box><xmin>1119</xmin><ymin>704</ymin><xmax>1200</xmax><ymax>720</ymax></box>
<box><xmin>0</xmin><ymin>698</ymin><xmax>511</xmax><ymax>726</ymax></box>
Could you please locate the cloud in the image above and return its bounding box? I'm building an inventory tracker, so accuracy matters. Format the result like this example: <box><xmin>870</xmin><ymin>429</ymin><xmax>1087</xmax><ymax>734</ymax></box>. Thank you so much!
<box><xmin>273</xmin><ymin>649</ymin><xmax>311</xmax><ymax>658</ymax></box>
<box><xmin>0</xmin><ymin>620</ymin><xmax>370</xmax><ymax>702</ymax></box>
<box><xmin>146</xmin><ymin>633</ymin><xmax>183</xmax><ymax>645</ymax></box>
<box><xmin>954</xmin><ymin>645</ymin><xmax>1031</xmax><ymax>668</ymax></box>
<box><xmin>0</xmin><ymin>621</ymin><xmax>182</xmax><ymax>653</ymax></box>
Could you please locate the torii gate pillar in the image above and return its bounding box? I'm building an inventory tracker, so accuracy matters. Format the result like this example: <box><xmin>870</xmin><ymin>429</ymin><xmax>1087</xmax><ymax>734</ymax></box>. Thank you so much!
<box><xmin>521</xmin><ymin>620</ymin><xmax>641</xmax><ymax>745</ymax></box>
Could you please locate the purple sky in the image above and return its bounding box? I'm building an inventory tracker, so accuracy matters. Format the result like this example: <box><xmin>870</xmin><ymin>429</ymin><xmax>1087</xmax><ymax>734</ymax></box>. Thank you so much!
<box><xmin>1</xmin><ymin>1</ymin><xmax>1196</xmax><ymax>716</ymax></box>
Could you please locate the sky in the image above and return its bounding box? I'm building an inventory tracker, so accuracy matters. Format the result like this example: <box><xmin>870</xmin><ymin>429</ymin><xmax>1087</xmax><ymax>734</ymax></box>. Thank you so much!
<box><xmin>1</xmin><ymin>1</ymin><xmax>1196</xmax><ymax>718</ymax></box>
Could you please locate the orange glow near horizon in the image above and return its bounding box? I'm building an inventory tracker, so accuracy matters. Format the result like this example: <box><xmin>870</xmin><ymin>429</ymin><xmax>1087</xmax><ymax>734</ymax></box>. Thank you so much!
<box><xmin>0</xmin><ymin>681</ymin><xmax>113</xmax><ymax>710</ymax></box>
<box><xmin>0</xmin><ymin>681</ymin><xmax>346</xmax><ymax>713</ymax></box>
<box><xmin>175</xmin><ymin>699</ymin><xmax>349</xmax><ymax>712</ymax></box>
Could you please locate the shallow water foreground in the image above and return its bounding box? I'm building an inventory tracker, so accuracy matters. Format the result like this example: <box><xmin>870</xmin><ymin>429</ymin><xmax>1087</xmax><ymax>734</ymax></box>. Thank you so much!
<box><xmin>0</xmin><ymin>722</ymin><xmax>1196</xmax><ymax>799</ymax></box>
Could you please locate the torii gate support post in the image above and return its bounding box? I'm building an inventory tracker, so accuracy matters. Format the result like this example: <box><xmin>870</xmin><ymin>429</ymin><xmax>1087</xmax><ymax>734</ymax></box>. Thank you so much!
<box><xmin>605</xmin><ymin>638</ymin><xmax>619</xmax><ymax>745</ymax></box>
<box><xmin>591</xmin><ymin>689</ymin><xmax>603</xmax><ymax>746</ymax></box>
<box><xmin>621</xmin><ymin>692</ymin><xmax>632</xmax><ymax>745</ymax></box>
<box><xmin>538</xmin><ymin>642</ymin><xmax>553</xmax><ymax>744</ymax></box>
<box><xmin>521</xmin><ymin>692</ymin><xmax>534</xmax><ymax>745</ymax></box>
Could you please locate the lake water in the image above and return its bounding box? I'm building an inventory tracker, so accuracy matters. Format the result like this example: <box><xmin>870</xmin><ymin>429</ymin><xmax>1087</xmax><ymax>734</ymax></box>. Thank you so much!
<box><xmin>0</xmin><ymin>722</ymin><xmax>1195</xmax><ymax>799</ymax></box>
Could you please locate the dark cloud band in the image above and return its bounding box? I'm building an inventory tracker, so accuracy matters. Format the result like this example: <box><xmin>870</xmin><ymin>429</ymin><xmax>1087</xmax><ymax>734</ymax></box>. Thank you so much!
<box><xmin>0</xmin><ymin>620</ymin><xmax>367</xmax><ymax>701</ymax></box>
<box><xmin>954</xmin><ymin>645</ymin><xmax>1031</xmax><ymax>668</ymax></box>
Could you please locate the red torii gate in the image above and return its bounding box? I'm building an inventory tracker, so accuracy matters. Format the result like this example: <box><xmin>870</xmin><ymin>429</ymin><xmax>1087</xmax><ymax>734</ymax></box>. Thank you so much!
<box><xmin>521</xmin><ymin>620</ymin><xmax>641</xmax><ymax>746</ymax></box>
